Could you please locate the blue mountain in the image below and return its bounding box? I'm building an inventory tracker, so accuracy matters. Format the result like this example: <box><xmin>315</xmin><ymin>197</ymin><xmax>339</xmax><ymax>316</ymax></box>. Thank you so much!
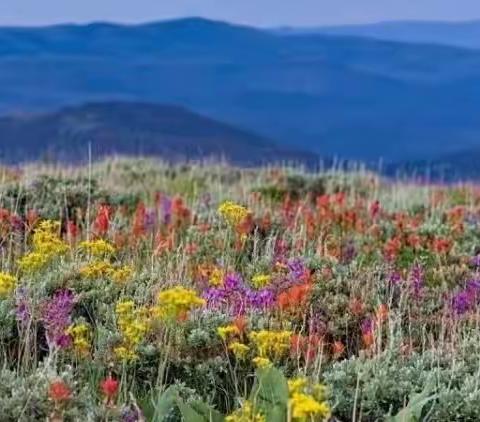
<box><xmin>279</xmin><ymin>20</ymin><xmax>480</xmax><ymax>50</ymax></box>
<box><xmin>0</xmin><ymin>18</ymin><xmax>480</xmax><ymax>163</ymax></box>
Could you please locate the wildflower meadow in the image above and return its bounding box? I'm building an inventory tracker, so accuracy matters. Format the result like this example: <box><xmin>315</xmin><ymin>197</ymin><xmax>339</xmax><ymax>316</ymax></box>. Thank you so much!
<box><xmin>2</xmin><ymin>158</ymin><xmax>480</xmax><ymax>421</ymax></box>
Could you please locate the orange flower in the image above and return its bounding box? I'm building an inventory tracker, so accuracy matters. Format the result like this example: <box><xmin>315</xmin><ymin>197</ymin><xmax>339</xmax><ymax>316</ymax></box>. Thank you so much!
<box><xmin>277</xmin><ymin>283</ymin><xmax>311</xmax><ymax>311</ymax></box>
<box><xmin>94</xmin><ymin>204</ymin><xmax>113</xmax><ymax>236</ymax></box>
<box><xmin>349</xmin><ymin>298</ymin><xmax>365</xmax><ymax>317</ymax></box>
<box><xmin>362</xmin><ymin>332</ymin><xmax>374</xmax><ymax>348</ymax></box>
<box><xmin>233</xmin><ymin>316</ymin><xmax>247</xmax><ymax>334</ymax></box>
<box><xmin>332</xmin><ymin>341</ymin><xmax>345</xmax><ymax>358</ymax></box>
<box><xmin>49</xmin><ymin>380</ymin><xmax>71</xmax><ymax>403</ymax></box>
<box><xmin>376</xmin><ymin>304</ymin><xmax>389</xmax><ymax>323</ymax></box>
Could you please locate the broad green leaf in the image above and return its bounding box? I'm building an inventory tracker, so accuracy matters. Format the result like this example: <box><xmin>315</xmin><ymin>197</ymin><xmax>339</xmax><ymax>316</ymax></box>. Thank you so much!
<box><xmin>151</xmin><ymin>386</ymin><xmax>178</xmax><ymax>421</ymax></box>
<box><xmin>176</xmin><ymin>398</ymin><xmax>224</xmax><ymax>422</ymax></box>
<box><xmin>250</xmin><ymin>367</ymin><xmax>289</xmax><ymax>407</ymax></box>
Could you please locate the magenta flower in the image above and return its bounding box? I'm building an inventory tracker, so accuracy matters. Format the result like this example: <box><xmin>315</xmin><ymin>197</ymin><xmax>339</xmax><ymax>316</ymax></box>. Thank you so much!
<box><xmin>42</xmin><ymin>289</ymin><xmax>76</xmax><ymax>350</ymax></box>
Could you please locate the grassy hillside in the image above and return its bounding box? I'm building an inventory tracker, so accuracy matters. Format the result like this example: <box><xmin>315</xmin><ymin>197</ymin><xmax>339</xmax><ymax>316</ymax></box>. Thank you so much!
<box><xmin>1</xmin><ymin>158</ymin><xmax>480</xmax><ymax>420</ymax></box>
<box><xmin>0</xmin><ymin>101</ymin><xmax>316</xmax><ymax>165</ymax></box>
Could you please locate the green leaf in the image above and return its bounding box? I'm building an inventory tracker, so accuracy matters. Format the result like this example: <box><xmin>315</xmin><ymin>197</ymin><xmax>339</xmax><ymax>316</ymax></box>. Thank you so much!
<box><xmin>176</xmin><ymin>398</ymin><xmax>225</xmax><ymax>422</ymax></box>
<box><xmin>250</xmin><ymin>367</ymin><xmax>289</xmax><ymax>407</ymax></box>
<box><xmin>265</xmin><ymin>404</ymin><xmax>287</xmax><ymax>422</ymax></box>
<box><xmin>151</xmin><ymin>386</ymin><xmax>178</xmax><ymax>422</ymax></box>
<box><xmin>387</xmin><ymin>380</ymin><xmax>438</xmax><ymax>422</ymax></box>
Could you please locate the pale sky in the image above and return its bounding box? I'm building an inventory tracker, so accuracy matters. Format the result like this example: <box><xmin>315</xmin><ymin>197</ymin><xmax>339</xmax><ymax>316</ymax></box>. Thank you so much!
<box><xmin>1</xmin><ymin>0</ymin><xmax>480</xmax><ymax>27</ymax></box>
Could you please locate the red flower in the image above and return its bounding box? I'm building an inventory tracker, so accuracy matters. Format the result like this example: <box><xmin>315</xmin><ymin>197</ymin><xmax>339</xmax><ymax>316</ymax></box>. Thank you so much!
<box><xmin>49</xmin><ymin>380</ymin><xmax>71</xmax><ymax>403</ymax></box>
<box><xmin>101</xmin><ymin>375</ymin><xmax>119</xmax><ymax>399</ymax></box>
<box><xmin>332</xmin><ymin>341</ymin><xmax>345</xmax><ymax>358</ymax></box>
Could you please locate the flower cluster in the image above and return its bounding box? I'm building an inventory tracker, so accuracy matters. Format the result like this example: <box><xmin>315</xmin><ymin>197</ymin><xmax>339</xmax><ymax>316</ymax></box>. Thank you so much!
<box><xmin>154</xmin><ymin>286</ymin><xmax>205</xmax><ymax>320</ymax></box>
<box><xmin>114</xmin><ymin>300</ymin><xmax>149</xmax><ymax>361</ymax></box>
<box><xmin>225</xmin><ymin>400</ymin><xmax>266</xmax><ymax>422</ymax></box>
<box><xmin>218</xmin><ymin>201</ymin><xmax>250</xmax><ymax>226</ymax></box>
<box><xmin>18</xmin><ymin>220</ymin><xmax>69</xmax><ymax>273</ymax></box>
<box><xmin>66</xmin><ymin>323</ymin><xmax>91</xmax><ymax>357</ymax></box>
<box><xmin>250</xmin><ymin>329</ymin><xmax>292</xmax><ymax>360</ymax></box>
<box><xmin>79</xmin><ymin>239</ymin><xmax>115</xmax><ymax>257</ymax></box>
<box><xmin>42</xmin><ymin>289</ymin><xmax>76</xmax><ymax>350</ymax></box>
<box><xmin>0</xmin><ymin>272</ymin><xmax>16</xmax><ymax>297</ymax></box>
<box><xmin>288</xmin><ymin>377</ymin><xmax>331</xmax><ymax>421</ymax></box>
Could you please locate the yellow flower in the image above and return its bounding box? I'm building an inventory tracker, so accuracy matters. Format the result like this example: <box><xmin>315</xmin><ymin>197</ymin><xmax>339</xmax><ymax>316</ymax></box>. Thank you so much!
<box><xmin>249</xmin><ymin>330</ymin><xmax>292</xmax><ymax>360</ymax></box>
<box><xmin>66</xmin><ymin>323</ymin><xmax>90</xmax><ymax>357</ymax></box>
<box><xmin>111</xmin><ymin>265</ymin><xmax>134</xmax><ymax>284</ymax></box>
<box><xmin>209</xmin><ymin>267</ymin><xmax>224</xmax><ymax>287</ymax></box>
<box><xmin>18</xmin><ymin>220</ymin><xmax>69</xmax><ymax>273</ymax></box>
<box><xmin>0</xmin><ymin>272</ymin><xmax>16</xmax><ymax>297</ymax></box>
<box><xmin>79</xmin><ymin>261</ymin><xmax>115</xmax><ymax>279</ymax></box>
<box><xmin>251</xmin><ymin>274</ymin><xmax>271</xmax><ymax>289</ymax></box>
<box><xmin>114</xmin><ymin>346</ymin><xmax>138</xmax><ymax>362</ymax></box>
<box><xmin>217</xmin><ymin>324</ymin><xmax>240</xmax><ymax>340</ymax></box>
<box><xmin>289</xmin><ymin>393</ymin><xmax>330</xmax><ymax>420</ymax></box>
<box><xmin>114</xmin><ymin>300</ymin><xmax>149</xmax><ymax>362</ymax></box>
<box><xmin>229</xmin><ymin>342</ymin><xmax>250</xmax><ymax>360</ymax></box>
<box><xmin>287</xmin><ymin>377</ymin><xmax>331</xmax><ymax>421</ymax></box>
<box><xmin>79</xmin><ymin>239</ymin><xmax>115</xmax><ymax>257</ymax></box>
<box><xmin>218</xmin><ymin>201</ymin><xmax>250</xmax><ymax>226</ymax></box>
<box><xmin>154</xmin><ymin>286</ymin><xmax>205</xmax><ymax>320</ymax></box>
<box><xmin>288</xmin><ymin>377</ymin><xmax>308</xmax><ymax>395</ymax></box>
<box><xmin>252</xmin><ymin>356</ymin><xmax>272</xmax><ymax>369</ymax></box>
<box><xmin>225</xmin><ymin>400</ymin><xmax>265</xmax><ymax>422</ymax></box>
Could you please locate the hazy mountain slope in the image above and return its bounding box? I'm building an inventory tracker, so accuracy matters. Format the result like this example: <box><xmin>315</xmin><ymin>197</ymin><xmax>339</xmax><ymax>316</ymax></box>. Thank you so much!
<box><xmin>0</xmin><ymin>102</ymin><xmax>316</xmax><ymax>165</ymax></box>
<box><xmin>1</xmin><ymin>18</ymin><xmax>480</xmax><ymax>161</ymax></box>
<box><xmin>278</xmin><ymin>20</ymin><xmax>480</xmax><ymax>50</ymax></box>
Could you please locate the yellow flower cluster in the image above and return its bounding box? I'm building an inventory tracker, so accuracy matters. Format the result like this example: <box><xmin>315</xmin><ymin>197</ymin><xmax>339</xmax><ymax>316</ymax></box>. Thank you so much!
<box><xmin>288</xmin><ymin>377</ymin><xmax>331</xmax><ymax>421</ymax></box>
<box><xmin>154</xmin><ymin>286</ymin><xmax>205</xmax><ymax>320</ymax></box>
<box><xmin>79</xmin><ymin>261</ymin><xmax>133</xmax><ymax>283</ymax></box>
<box><xmin>252</xmin><ymin>356</ymin><xmax>272</xmax><ymax>369</ymax></box>
<box><xmin>209</xmin><ymin>267</ymin><xmax>224</xmax><ymax>287</ymax></box>
<box><xmin>66</xmin><ymin>323</ymin><xmax>90</xmax><ymax>357</ymax></box>
<box><xmin>18</xmin><ymin>220</ymin><xmax>69</xmax><ymax>273</ymax></box>
<box><xmin>79</xmin><ymin>239</ymin><xmax>115</xmax><ymax>257</ymax></box>
<box><xmin>251</xmin><ymin>274</ymin><xmax>272</xmax><ymax>289</ymax></box>
<box><xmin>225</xmin><ymin>400</ymin><xmax>265</xmax><ymax>422</ymax></box>
<box><xmin>110</xmin><ymin>265</ymin><xmax>134</xmax><ymax>284</ymax></box>
<box><xmin>229</xmin><ymin>342</ymin><xmax>250</xmax><ymax>360</ymax></box>
<box><xmin>0</xmin><ymin>272</ymin><xmax>16</xmax><ymax>297</ymax></box>
<box><xmin>217</xmin><ymin>324</ymin><xmax>240</xmax><ymax>340</ymax></box>
<box><xmin>249</xmin><ymin>330</ymin><xmax>292</xmax><ymax>360</ymax></box>
<box><xmin>80</xmin><ymin>261</ymin><xmax>114</xmax><ymax>279</ymax></box>
<box><xmin>114</xmin><ymin>300</ymin><xmax>149</xmax><ymax>362</ymax></box>
<box><xmin>218</xmin><ymin>201</ymin><xmax>250</xmax><ymax>226</ymax></box>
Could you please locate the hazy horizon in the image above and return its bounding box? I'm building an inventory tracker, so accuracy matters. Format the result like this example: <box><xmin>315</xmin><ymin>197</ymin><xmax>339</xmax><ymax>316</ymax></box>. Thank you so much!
<box><xmin>2</xmin><ymin>0</ymin><xmax>480</xmax><ymax>28</ymax></box>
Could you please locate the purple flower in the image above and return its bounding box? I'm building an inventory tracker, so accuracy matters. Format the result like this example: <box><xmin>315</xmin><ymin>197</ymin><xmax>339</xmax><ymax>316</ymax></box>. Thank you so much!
<box><xmin>361</xmin><ymin>318</ymin><xmax>374</xmax><ymax>334</ymax></box>
<box><xmin>409</xmin><ymin>264</ymin><xmax>424</xmax><ymax>298</ymax></box>
<box><xmin>202</xmin><ymin>272</ymin><xmax>275</xmax><ymax>315</ymax></box>
<box><xmin>246</xmin><ymin>288</ymin><xmax>275</xmax><ymax>309</ymax></box>
<box><xmin>341</xmin><ymin>240</ymin><xmax>356</xmax><ymax>264</ymax></box>
<box><xmin>42</xmin><ymin>289</ymin><xmax>76</xmax><ymax>350</ymax></box>
<box><xmin>120</xmin><ymin>405</ymin><xmax>143</xmax><ymax>422</ymax></box>
<box><xmin>389</xmin><ymin>271</ymin><xmax>402</xmax><ymax>285</ymax></box>
<box><xmin>452</xmin><ymin>291</ymin><xmax>472</xmax><ymax>315</ymax></box>
<box><xmin>160</xmin><ymin>196</ymin><xmax>172</xmax><ymax>225</ymax></box>
<box><xmin>15</xmin><ymin>287</ymin><xmax>31</xmax><ymax>327</ymax></box>
<box><xmin>471</xmin><ymin>255</ymin><xmax>480</xmax><ymax>268</ymax></box>
<box><xmin>224</xmin><ymin>272</ymin><xmax>243</xmax><ymax>290</ymax></box>
<box><xmin>288</xmin><ymin>258</ymin><xmax>306</xmax><ymax>280</ymax></box>
<box><xmin>144</xmin><ymin>208</ymin><xmax>157</xmax><ymax>231</ymax></box>
<box><xmin>451</xmin><ymin>279</ymin><xmax>480</xmax><ymax>315</ymax></box>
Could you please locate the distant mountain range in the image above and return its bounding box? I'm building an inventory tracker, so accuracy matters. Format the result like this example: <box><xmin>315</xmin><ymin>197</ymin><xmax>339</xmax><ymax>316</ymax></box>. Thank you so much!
<box><xmin>0</xmin><ymin>102</ymin><xmax>316</xmax><ymax>165</ymax></box>
<box><xmin>0</xmin><ymin>18</ymin><xmax>480</xmax><ymax>170</ymax></box>
<box><xmin>276</xmin><ymin>20</ymin><xmax>480</xmax><ymax>49</ymax></box>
